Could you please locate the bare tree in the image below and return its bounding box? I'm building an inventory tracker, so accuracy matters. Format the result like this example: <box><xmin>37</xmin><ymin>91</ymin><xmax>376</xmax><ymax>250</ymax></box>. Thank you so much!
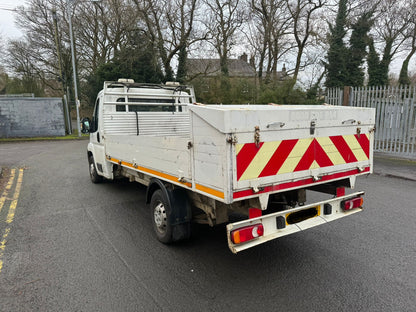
<box><xmin>6</xmin><ymin>41</ymin><xmax>37</xmax><ymax>81</ymax></box>
<box><xmin>348</xmin><ymin>0</ymin><xmax>380</xmax><ymax>18</ymax></box>
<box><xmin>7</xmin><ymin>0</ymin><xmax>142</xmax><ymax>99</ymax></box>
<box><xmin>5</xmin><ymin>40</ymin><xmax>47</xmax><ymax>95</ymax></box>
<box><xmin>369</xmin><ymin>0</ymin><xmax>410</xmax><ymax>84</ymax></box>
<box><xmin>0</xmin><ymin>34</ymin><xmax>4</xmax><ymax>59</ymax></box>
<box><xmin>399</xmin><ymin>1</ymin><xmax>416</xmax><ymax>84</ymax></box>
<box><xmin>0</xmin><ymin>35</ymin><xmax>8</xmax><ymax>93</ymax></box>
<box><xmin>284</xmin><ymin>0</ymin><xmax>327</xmax><ymax>85</ymax></box>
<box><xmin>75</xmin><ymin>0</ymin><xmax>138</xmax><ymax>72</ymax></box>
<box><xmin>248</xmin><ymin>0</ymin><xmax>293</xmax><ymax>80</ymax></box>
<box><xmin>13</xmin><ymin>0</ymin><xmax>64</xmax><ymax>92</ymax></box>
<box><xmin>134</xmin><ymin>0</ymin><xmax>201</xmax><ymax>81</ymax></box>
<box><xmin>204</xmin><ymin>0</ymin><xmax>246</xmax><ymax>76</ymax></box>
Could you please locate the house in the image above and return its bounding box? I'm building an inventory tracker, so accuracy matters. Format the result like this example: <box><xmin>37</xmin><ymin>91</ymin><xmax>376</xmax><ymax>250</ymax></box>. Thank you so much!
<box><xmin>186</xmin><ymin>53</ymin><xmax>288</xmax><ymax>81</ymax></box>
<box><xmin>186</xmin><ymin>53</ymin><xmax>256</xmax><ymax>80</ymax></box>
<box><xmin>185</xmin><ymin>53</ymin><xmax>289</xmax><ymax>103</ymax></box>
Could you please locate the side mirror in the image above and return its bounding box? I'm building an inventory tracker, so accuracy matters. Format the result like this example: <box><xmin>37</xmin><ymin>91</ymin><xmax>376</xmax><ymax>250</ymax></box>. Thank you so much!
<box><xmin>81</xmin><ymin>117</ymin><xmax>91</xmax><ymax>133</ymax></box>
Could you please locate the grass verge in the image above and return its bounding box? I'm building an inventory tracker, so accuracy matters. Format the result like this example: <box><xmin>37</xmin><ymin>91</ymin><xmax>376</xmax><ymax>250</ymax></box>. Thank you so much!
<box><xmin>0</xmin><ymin>132</ymin><xmax>89</xmax><ymax>143</ymax></box>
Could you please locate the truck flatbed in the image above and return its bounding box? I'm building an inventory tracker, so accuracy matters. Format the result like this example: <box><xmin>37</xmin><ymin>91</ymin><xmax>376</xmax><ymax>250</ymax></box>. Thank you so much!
<box><xmin>84</xmin><ymin>81</ymin><xmax>375</xmax><ymax>253</ymax></box>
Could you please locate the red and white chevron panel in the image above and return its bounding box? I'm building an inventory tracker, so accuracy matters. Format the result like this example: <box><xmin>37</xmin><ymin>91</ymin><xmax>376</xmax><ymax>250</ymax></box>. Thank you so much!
<box><xmin>236</xmin><ymin>134</ymin><xmax>370</xmax><ymax>181</ymax></box>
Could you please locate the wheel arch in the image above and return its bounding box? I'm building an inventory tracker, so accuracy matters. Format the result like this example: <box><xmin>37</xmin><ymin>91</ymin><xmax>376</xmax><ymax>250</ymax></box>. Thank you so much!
<box><xmin>147</xmin><ymin>178</ymin><xmax>191</xmax><ymax>226</ymax></box>
<box><xmin>146</xmin><ymin>178</ymin><xmax>169</xmax><ymax>205</ymax></box>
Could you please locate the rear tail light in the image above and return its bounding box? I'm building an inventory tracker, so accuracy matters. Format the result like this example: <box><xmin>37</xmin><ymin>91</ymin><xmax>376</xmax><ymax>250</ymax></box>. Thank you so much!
<box><xmin>341</xmin><ymin>197</ymin><xmax>363</xmax><ymax>211</ymax></box>
<box><xmin>231</xmin><ymin>224</ymin><xmax>264</xmax><ymax>244</ymax></box>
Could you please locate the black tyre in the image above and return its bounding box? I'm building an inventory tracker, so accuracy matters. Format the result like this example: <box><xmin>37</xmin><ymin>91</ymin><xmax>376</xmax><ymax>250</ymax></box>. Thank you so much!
<box><xmin>150</xmin><ymin>189</ymin><xmax>173</xmax><ymax>243</ymax></box>
<box><xmin>88</xmin><ymin>155</ymin><xmax>103</xmax><ymax>184</ymax></box>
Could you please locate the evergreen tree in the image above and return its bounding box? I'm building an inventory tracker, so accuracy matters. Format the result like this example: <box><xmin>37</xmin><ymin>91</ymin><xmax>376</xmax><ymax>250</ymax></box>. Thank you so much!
<box><xmin>367</xmin><ymin>39</ymin><xmax>384</xmax><ymax>86</ymax></box>
<box><xmin>325</xmin><ymin>0</ymin><xmax>348</xmax><ymax>88</ymax></box>
<box><xmin>379</xmin><ymin>40</ymin><xmax>393</xmax><ymax>85</ymax></box>
<box><xmin>399</xmin><ymin>59</ymin><xmax>411</xmax><ymax>85</ymax></box>
<box><xmin>176</xmin><ymin>46</ymin><xmax>187</xmax><ymax>83</ymax></box>
<box><xmin>345</xmin><ymin>11</ymin><xmax>374</xmax><ymax>87</ymax></box>
<box><xmin>84</xmin><ymin>33</ymin><xmax>163</xmax><ymax>105</ymax></box>
<box><xmin>398</xmin><ymin>37</ymin><xmax>416</xmax><ymax>86</ymax></box>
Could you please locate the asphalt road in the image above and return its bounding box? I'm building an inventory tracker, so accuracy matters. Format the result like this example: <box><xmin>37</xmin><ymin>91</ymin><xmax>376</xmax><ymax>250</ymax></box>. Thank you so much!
<box><xmin>0</xmin><ymin>140</ymin><xmax>415</xmax><ymax>312</ymax></box>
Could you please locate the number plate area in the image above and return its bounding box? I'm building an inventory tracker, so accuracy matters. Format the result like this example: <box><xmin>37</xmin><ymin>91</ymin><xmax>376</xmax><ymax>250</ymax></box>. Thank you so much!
<box><xmin>286</xmin><ymin>206</ymin><xmax>320</xmax><ymax>225</ymax></box>
<box><xmin>227</xmin><ymin>191</ymin><xmax>364</xmax><ymax>253</ymax></box>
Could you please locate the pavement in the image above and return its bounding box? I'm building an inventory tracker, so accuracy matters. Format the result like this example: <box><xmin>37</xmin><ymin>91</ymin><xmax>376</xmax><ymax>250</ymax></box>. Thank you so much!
<box><xmin>373</xmin><ymin>154</ymin><xmax>416</xmax><ymax>181</ymax></box>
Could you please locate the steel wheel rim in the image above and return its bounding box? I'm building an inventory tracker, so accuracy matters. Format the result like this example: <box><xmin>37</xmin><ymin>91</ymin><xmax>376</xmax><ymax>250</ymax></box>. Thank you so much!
<box><xmin>89</xmin><ymin>162</ymin><xmax>95</xmax><ymax>176</ymax></box>
<box><xmin>154</xmin><ymin>202</ymin><xmax>167</xmax><ymax>234</ymax></box>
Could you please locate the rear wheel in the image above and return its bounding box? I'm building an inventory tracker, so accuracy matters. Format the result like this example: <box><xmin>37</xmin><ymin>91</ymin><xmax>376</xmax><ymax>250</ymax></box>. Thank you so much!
<box><xmin>88</xmin><ymin>155</ymin><xmax>103</xmax><ymax>184</ymax></box>
<box><xmin>150</xmin><ymin>190</ymin><xmax>173</xmax><ymax>243</ymax></box>
<box><xmin>150</xmin><ymin>189</ymin><xmax>191</xmax><ymax>243</ymax></box>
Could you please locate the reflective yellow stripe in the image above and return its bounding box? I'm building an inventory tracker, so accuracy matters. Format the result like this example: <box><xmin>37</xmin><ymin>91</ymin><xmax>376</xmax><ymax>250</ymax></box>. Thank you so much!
<box><xmin>278</xmin><ymin>138</ymin><xmax>313</xmax><ymax>174</ymax></box>
<box><xmin>235</xmin><ymin>144</ymin><xmax>244</xmax><ymax>156</ymax></box>
<box><xmin>309</xmin><ymin>160</ymin><xmax>320</xmax><ymax>169</ymax></box>
<box><xmin>239</xmin><ymin>141</ymin><xmax>281</xmax><ymax>181</ymax></box>
<box><xmin>316</xmin><ymin>136</ymin><xmax>346</xmax><ymax>165</ymax></box>
<box><xmin>343</xmin><ymin>135</ymin><xmax>369</xmax><ymax>161</ymax></box>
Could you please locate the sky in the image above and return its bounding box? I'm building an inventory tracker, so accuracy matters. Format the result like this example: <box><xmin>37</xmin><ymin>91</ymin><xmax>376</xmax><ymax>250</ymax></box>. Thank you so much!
<box><xmin>0</xmin><ymin>0</ymin><xmax>26</xmax><ymax>40</ymax></box>
<box><xmin>0</xmin><ymin>0</ymin><xmax>412</xmax><ymax>80</ymax></box>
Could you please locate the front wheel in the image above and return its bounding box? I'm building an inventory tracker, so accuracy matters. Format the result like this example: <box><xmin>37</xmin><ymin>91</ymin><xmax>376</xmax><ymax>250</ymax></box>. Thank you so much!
<box><xmin>88</xmin><ymin>155</ymin><xmax>103</xmax><ymax>184</ymax></box>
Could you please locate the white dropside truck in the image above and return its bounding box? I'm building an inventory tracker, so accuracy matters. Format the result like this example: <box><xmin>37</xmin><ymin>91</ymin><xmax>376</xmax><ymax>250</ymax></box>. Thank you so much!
<box><xmin>83</xmin><ymin>80</ymin><xmax>375</xmax><ymax>253</ymax></box>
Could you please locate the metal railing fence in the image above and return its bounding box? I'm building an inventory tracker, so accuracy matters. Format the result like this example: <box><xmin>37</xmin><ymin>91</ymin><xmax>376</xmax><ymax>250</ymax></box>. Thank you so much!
<box><xmin>326</xmin><ymin>86</ymin><xmax>416</xmax><ymax>158</ymax></box>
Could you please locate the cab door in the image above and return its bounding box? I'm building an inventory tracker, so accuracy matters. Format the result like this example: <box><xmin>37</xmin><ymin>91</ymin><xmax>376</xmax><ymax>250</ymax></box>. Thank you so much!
<box><xmin>90</xmin><ymin>96</ymin><xmax>111</xmax><ymax>178</ymax></box>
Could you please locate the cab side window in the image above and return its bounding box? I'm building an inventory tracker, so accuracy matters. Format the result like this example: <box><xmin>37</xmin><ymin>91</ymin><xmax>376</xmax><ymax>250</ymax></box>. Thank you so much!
<box><xmin>92</xmin><ymin>98</ymin><xmax>100</xmax><ymax>132</ymax></box>
<box><xmin>116</xmin><ymin>98</ymin><xmax>126</xmax><ymax>112</ymax></box>
<box><xmin>115</xmin><ymin>97</ymin><xmax>177</xmax><ymax>112</ymax></box>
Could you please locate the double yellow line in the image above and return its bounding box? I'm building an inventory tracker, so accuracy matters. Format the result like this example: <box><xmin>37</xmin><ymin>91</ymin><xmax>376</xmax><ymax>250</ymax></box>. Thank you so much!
<box><xmin>0</xmin><ymin>168</ymin><xmax>24</xmax><ymax>273</ymax></box>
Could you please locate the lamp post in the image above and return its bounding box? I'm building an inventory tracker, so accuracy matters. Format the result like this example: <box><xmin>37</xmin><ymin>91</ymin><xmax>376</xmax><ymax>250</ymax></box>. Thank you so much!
<box><xmin>67</xmin><ymin>0</ymin><xmax>101</xmax><ymax>137</ymax></box>
<box><xmin>67</xmin><ymin>0</ymin><xmax>81</xmax><ymax>137</ymax></box>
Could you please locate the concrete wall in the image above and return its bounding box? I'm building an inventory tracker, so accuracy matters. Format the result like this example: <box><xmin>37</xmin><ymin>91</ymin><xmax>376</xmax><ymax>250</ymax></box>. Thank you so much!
<box><xmin>0</xmin><ymin>98</ymin><xmax>65</xmax><ymax>138</ymax></box>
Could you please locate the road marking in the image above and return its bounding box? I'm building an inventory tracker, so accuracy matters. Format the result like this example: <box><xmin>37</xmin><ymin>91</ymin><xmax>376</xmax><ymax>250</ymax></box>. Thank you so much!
<box><xmin>6</xmin><ymin>169</ymin><xmax>24</xmax><ymax>224</ymax></box>
<box><xmin>0</xmin><ymin>228</ymin><xmax>10</xmax><ymax>251</ymax></box>
<box><xmin>0</xmin><ymin>168</ymin><xmax>24</xmax><ymax>273</ymax></box>
<box><xmin>0</xmin><ymin>169</ymin><xmax>16</xmax><ymax>214</ymax></box>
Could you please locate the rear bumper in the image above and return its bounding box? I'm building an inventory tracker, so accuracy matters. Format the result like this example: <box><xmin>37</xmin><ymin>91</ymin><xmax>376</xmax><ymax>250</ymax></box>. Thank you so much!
<box><xmin>226</xmin><ymin>191</ymin><xmax>364</xmax><ymax>253</ymax></box>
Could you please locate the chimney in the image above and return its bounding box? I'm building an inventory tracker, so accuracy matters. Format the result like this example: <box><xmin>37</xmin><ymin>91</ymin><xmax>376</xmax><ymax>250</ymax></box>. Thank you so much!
<box><xmin>249</xmin><ymin>55</ymin><xmax>255</xmax><ymax>68</ymax></box>
<box><xmin>239</xmin><ymin>53</ymin><xmax>248</xmax><ymax>63</ymax></box>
